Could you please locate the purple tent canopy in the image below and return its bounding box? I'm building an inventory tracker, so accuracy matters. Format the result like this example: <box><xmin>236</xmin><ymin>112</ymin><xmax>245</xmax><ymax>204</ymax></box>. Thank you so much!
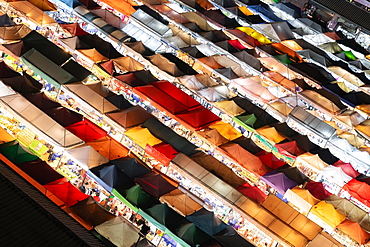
<box><xmin>260</xmin><ymin>170</ymin><xmax>298</xmax><ymax>195</ymax></box>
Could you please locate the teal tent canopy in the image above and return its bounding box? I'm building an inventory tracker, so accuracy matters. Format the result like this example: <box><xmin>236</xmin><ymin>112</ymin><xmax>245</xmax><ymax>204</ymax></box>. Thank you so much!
<box><xmin>125</xmin><ymin>184</ymin><xmax>158</xmax><ymax>209</ymax></box>
<box><xmin>145</xmin><ymin>203</ymin><xmax>184</xmax><ymax>229</ymax></box>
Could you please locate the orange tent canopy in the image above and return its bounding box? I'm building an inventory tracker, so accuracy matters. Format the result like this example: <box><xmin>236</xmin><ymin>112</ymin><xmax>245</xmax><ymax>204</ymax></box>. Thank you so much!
<box><xmin>337</xmin><ymin>219</ymin><xmax>370</xmax><ymax>244</ymax></box>
<box><xmin>99</xmin><ymin>0</ymin><xmax>136</xmax><ymax>16</ymax></box>
<box><xmin>87</xmin><ymin>136</ymin><xmax>129</xmax><ymax>160</ymax></box>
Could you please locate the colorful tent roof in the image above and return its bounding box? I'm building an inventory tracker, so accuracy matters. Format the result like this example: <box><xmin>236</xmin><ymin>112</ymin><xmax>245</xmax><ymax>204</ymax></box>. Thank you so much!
<box><xmin>16</xmin><ymin>159</ymin><xmax>64</xmax><ymax>185</ymax></box>
<box><xmin>186</xmin><ymin>208</ymin><xmax>228</xmax><ymax>236</ymax></box>
<box><xmin>134</xmin><ymin>172</ymin><xmax>177</xmax><ymax>198</ymax></box>
<box><xmin>343</xmin><ymin>179</ymin><xmax>370</xmax><ymax>207</ymax></box>
<box><xmin>237</xmin><ymin>182</ymin><xmax>267</xmax><ymax>204</ymax></box>
<box><xmin>66</xmin><ymin>197</ymin><xmax>115</xmax><ymax>228</ymax></box>
<box><xmin>125</xmin><ymin>184</ymin><xmax>158</xmax><ymax>209</ymax></box>
<box><xmin>209</xmin><ymin>121</ymin><xmax>242</xmax><ymax>141</ymax></box>
<box><xmin>107</xmin><ymin>106</ymin><xmax>152</xmax><ymax>128</ymax></box>
<box><xmin>65</xmin><ymin>119</ymin><xmax>107</xmax><ymax>143</ymax></box>
<box><xmin>337</xmin><ymin>219</ymin><xmax>370</xmax><ymax>244</ymax></box>
<box><xmin>124</xmin><ymin>126</ymin><xmax>162</xmax><ymax>148</ymax></box>
<box><xmin>66</xmin><ymin>144</ymin><xmax>109</xmax><ymax>169</ymax></box>
<box><xmin>309</xmin><ymin>201</ymin><xmax>346</xmax><ymax>228</ymax></box>
<box><xmin>305</xmin><ymin>181</ymin><xmax>331</xmax><ymax>200</ymax></box>
<box><xmin>0</xmin><ymin>140</ymin><xmax>38</xmax><ymax>165</ymax></box>
<box><xmin>174</xmin><ymin>222</ymin><xmax>211</xmax><ymax>246</ymax></box>
<box><xmin>258</xmin><ymin>152</ymin><xmax>285</xmax><ymax>170</ymax></box>
<box><xmin>109</xmin><ymin>157</ymin><xmax>150</xmax><ymax>179</ymax></box>
<box><xmin>145</xmin><ymin>143</ymin><xmax>178</xmax><ymax>166</ymax></box>
<box><xmin>159</xmin><ymin>189</ymin><xmax>203</xmax><ymax>216</ymax></box>
<box><xmin>261</xmin><ymin>170</ymin><xmax>298</xmax><ymax>194</ymax></box>
<box><xmin>43</xmin><ymin>178</ymin><xmax>89</xmax><ymax>206</ymax></box>
<box><xmin>145</xmin><ymin>203</ymin><xmax>184</xmax><ymax>229</ymax></box>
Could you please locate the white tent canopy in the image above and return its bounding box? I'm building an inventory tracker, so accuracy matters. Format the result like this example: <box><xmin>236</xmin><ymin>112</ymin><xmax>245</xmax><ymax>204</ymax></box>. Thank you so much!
<box><xmin>318</xmin><ymin>166</ymin><xmax>352</xmax><ymax>187</ymax></box>
<box><xmin>95</xmin><ymin>217</ymin><xmax>139</xmax><ymax>247</ymax></box>
<box><xmin>0</xmin><ymin>93</ymin><xmax>83</xmax><ymax>148</ymax></box>
<box><xmin>66</xmin><ymin>144</ymin><xmax>109</xmax><ymax>170</ymax></box>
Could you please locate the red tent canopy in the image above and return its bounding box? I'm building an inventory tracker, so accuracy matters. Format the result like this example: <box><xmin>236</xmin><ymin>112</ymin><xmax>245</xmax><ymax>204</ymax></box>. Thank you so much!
<box><xmin>343</xmin><ymin>179</ymin><xmax>370</xmax><ymax>207</ymax></box>
<box><xmin>225</xmin><ymin>29</ymin><xmax>261</xmax><ymax>47</ymax></box>
<box><xmin>333</xmin><ymin>160</ymin><xmax>360</xmax><ymax>178</ymax></box>
<box><xmin>176</xmin><ymin>108</ymin><xmax>220</xmax><ymax>130</ymax></box>
<box><xmin>133</xmin><ymin>85</ymin><xmax>188</xmax><ymax>114</ymax></box>
<box><xmin>43</xmin><ymin>178</ymin><xmax>89</xmax><ymax>206</ymax></box>
<box><xmin>237</xmin><ymin>182</ymin><xmax>267</xmax><ymax>204</ymax></box>
<box><xmin>228</xmin><ymin>39</ymin><xmax>247</xmax><ymax>50</ymax></box>
<box><xmin>305</xmin><ymin>181</ymin><xmax>331</xmax><ymax>200</ymax></box>
<box><xmin>337</xmin><ymin>219</ymin><xmax>370</xmax><ymax>244</ymax></box>
<box><xmin>145</xmin><ymin>143</ymin><xmax>178</xmax><ymax>166</ymax></box>
<box><xmin>257</xmin><ymin>152</ymin><xmax>285</xmax><ymax>170</ymax></box>
<box><xmin>134</xmin><ymin>172</ymin><xmax>177</xmax><ymax>198</ymax></box>
<box><xmin>151</xmin><ymin>81</ymin><xmax>201</xmax><ymax>109</ymax></box>
<box><xmin>99</xmin><ymin>60</ymin><xmax>114</xmax><ymax>75</ymax></box>
<box><xmin>65</xmin><ymin>119</ymin><xmax>107</xmax><ymax>142</ymax></box>
<box><xmin>275</xmin><ymin>141</ymin><xmax>305</xmax><ymax>159</ymax></box>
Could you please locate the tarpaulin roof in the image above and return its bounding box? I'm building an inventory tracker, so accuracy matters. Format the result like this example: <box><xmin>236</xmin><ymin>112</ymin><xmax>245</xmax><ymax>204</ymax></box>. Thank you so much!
<box><xmin>65</xmin><ymin>118</ymin><xmax>106</xmax><ymax>143</ymax></box>
<box><xmin>337</xmin><ymin>219</ymin><xmax>370</xmax><ymax>244</ymax></box>
<box><xmin>258</xmin><ymin>152</ymin><xmax>285</xmax><ymax>170</ymax></box>
<box><xmin>134</xmin><ymin>172</ymin><xmax>177</xmax><ymax>198</ymax></box>
<box><xmin>1</xmin><ymin>73</ymin><xmax>43</xmax><ymax>94</ymax></box>
<box><xmin>142</xmin><ymin>118</ymin><xmax>199</xmax><ymax>156</ymax></box>
<box><xmin>176</xmin><ymin>107</ymin><xmax>221</xmax><ymax>130</ymax></box>
<box><xmin>333</xmin><ymin>160</ymin><xmax>360</xmax><ymax>178</ymax></box>
<box><xmin>307</xmin><ymin>180</ymin><xmax>332</xmax><ymax>199</ymax></box>
<box><xmin>109</xmin><ymin>157</ymin><xmax>150</xmax><ymax>179</ymax></box>
<box><xmin>0</xmin><ymin>25</ymin><xmax>31</xmax><ymax>41</ymax></box>
<box><xmin>166</xmin><ymin>35</ymin><xmax>189</xmax><ymax>48</ymax></box>
<box><xmin>202</xmin><ymin>10</ymin><xmax>239</xmax><ymax>28</ymax></box>
<box><xmin>181</xmin><ymin>12</ymin><xmax>216</xmax><ymax>31</ymax></box>
<box><xmin>198</xmin><ymin>128</ymin><xmax>229</xmax><ymax>146</ymax></box>
<box><xmin>200</xmin><ymin>30</ymin><xmax>231</xmax><ymax>43</ymax></box>
<box><xmin>107</xmin><ymin>106</ymin><xmax>152</xmax><ymax>128</ymax></box>
<box><xmin>0</xmin><ymin>94</ymin><xmax>83</xmax><ymax>147</ymax></box>
<box><xmin>284</xmin><ymin>187</ymin><xmax>319</xmax><ymax>215</ymax></box>
<box><xmin>90</xmin><ymin>8</ymin><xmax>126</xmax><ymax>29</ymax></box>
<box><xmin>328</xmin><ymin>66</ymin><xmax>364</xmax><ymax>87</ymax></box>
<box><xmin>197</xmin><ymin>86</ymin><xmax>229</xmax><ymax>102</ymax></box>
<box><xmin>122</xmin><ymin>23</ymin><xmax>165</xmax><ymax>52</ymax></box>
<box><xmin>95</xmin><ymin>218</ymin><xmax>139</xmax><ymax>247</ymax></box>
<box><xmin>159</xmin><ymin>189</ymin><xmax>202</xmax><ymax>217</ymax></box>
<box><xmin>198</xmin><ymin>56</ymin><xmax>223</xmax><ymax>70</ymax></box>
<box><xmin>174</xmin><ymin>222</ymin><xmax>211</xmax><ymax>246</ymax></box>
<box><xmin>0</xmin><ymin>140</ymin><xmax>37</xmax><ymax>165</ymax></box>
<box><xmin>254</xmin><ymin>22</ymin><xmax>295</xmax><ymax>42</ymax></box>
<box><xmin>186</xmin><ymin>208</ymin><xmax>228</xmax><ymax>236</ymax></box>
<box><xmin>87</xmin><ymin>136</ymin><xmax>129</xmax><ymax>160</ymax></box>
<box><xmin>66</xmin><ymin>197</ymin><xmax>115</xmax><ymax>227</ymax></box>
<box><xmin>44</xmin><ymin>107</ymin><xmax>83</xmax><ymax>127</ymax></box>
<box><xmin>233</xmin><ymin>113</ymin><xmax>265</xmax><ymax>131</ymax></box>
<box><xmin>232</xmin><ymin>50</ymin><xmax>264</xmax><ymax>70</ymax></box>
<box><xmin>146</xmin><ymin>53</ymin><xmax>184</xmax><ymax>77</ymax></box>
<box><xmin>124</xmin><ymin>126</ymin><xmax>162</xmax><ymax>148</ymax></box>
<box><xmin>60</xmin><ymin>23</ymin><xmax>89</xmax><ymax>36</ymax></box>
<box><xmin>230</xmin><ymin>77</ymin><xmax>277</xmax><ymax>103</ymax></box>
<box><xmin>343</xmin><ymin>179</ymin><xmax>370</xmax><ymax>207</ymax></box>
<box><xmin>77</xmin><ymin>48</ymin><xmax>108</xmax><ymax>63</ymax></box>
<box><xmin>145</xmin><ymin>143</ymin><xmax>178</xmax><ymax>166</ymax></box>
<box><xmin>43</xmin><ymin>178</ymin><xmax>89</xmax><ymax>206</ymax></box>
<box><xmin>113</xmin><ymin>72</ymin><xmax>149</xmax><ymax>87</ymax></box>
<box><xmin>261</xmin><ymin>170</ymin><xmax>298</xmax><ymax>194</ymax></box>
<box><xmin>221</xmin><ymin>143</ymin><xmax>270</xmax><ymax>175</ymax></box>
<box><xmin>237</xmin><ymin>182</ymin><xmax>267</xmax><ymax>204</ymax></box>
<box><xmin>296</xmin><ymin>152</ymin><xmax>328</xmax><ymax>174</ymax></box>
<box><xmin>146</xmin><ymin>203</ymin><xmax>184</xmax><ymax>231</ymax></box>
<box><xmin>191</xmin><ymin>152</ymin><xmax>246</xmax><ymax>188</ymax></box>
<box><xmin>214</xmin><ymin>100</ymin><xmax>245</xmax><ymax>116</ymax></box>
<box><xmin>77</xmin><ymin>34</ymin><xmax>122</xmax><ymax>59</ymax></box>
<box><xmin>9</xmin><ymin>1</ymin><xmax>56</xmax><ymax>26</ymax></box>
<box><xmin>66</xmin><ymin>144</ymin><xmax>109</xmax><ymax>169</ymax></box>
<box><xmin>276</xmin><ymin>165</ymin><xmax>308</xmax><ymax>185</ymax></box>
<box><xmin>214</xmin><ymin>226</ymin><xmax>254</xmax><ymax>247</ymax></box>
<box><xmin>112</xmin><ymin>56</ymin><xmax>145</xmax><ymax>72</ymax></box>
<box><xmin>16</xmin><ymin>159</ymin><xmax>63</xmax><ymax>185</ymax></box>
<box><xmin>169</xmin><ymin>24</ymin><xmax>200</xmax><ymax>46</ymax></box>
<box><xmin>125</xmin><ymin>184</ymin><xmax>158</xmax><ymax>208</ymax></box>
<box><xmin>2</xmin><ymin>41</ymin><xmax>30</xmax><ymax>58</ymax></box>
<box><xmin>256</xmin><ymin>126</ymin><xmax>286</xmax><ymax>144</ymax></box>
<box><xmin>20</xmin><ymin>49</ymin><xmax>79</xmax><ymax>89</ymax></box>
<box><xmin>125</xmin><ymin>41</ymin><xmax>154</xmax><ymax>56</ymax></box>
<box><xmin>275</xmin><ymin>141</ymin><xmax>305</xmax><ymax>159</ymax></box>
<box><xmin>152</xmin><ymin>5</ymin><xmax>189</xmax><ymax>23</ymax></box>
<box><xmin>209</xmin><ymin>121</ymin><xmax>242</xmax><ymax>141</ymax></box>
<box><xmin>259</xmin><ymin>57</ymin><xmax>297</xmax><ymax>79</ymax></box>
<box><xmin>213</xmin><ymin>55</ymin><xmax>251</xmax><ymax>77</ymax></box>
<box><xmin>23</xmin><ymin>92</ymin><xmax>60</xmax><ymax>110</ymax></box>
<box><xmin>309</xmin><ymin>201</ymin><xmax>346</xmax><ymax>228</ymax></box>
<box><xmin>90</xmin><ymin>163</ymin><xmax>134</xmax><ymax>192</ymax></box>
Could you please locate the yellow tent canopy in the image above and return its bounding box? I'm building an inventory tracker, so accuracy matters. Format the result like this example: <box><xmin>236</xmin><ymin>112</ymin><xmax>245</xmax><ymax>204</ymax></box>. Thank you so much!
<box><xmin>309</xmin><ymin>201</ymin><xmax>346</xmax><ymax>228</ymax></box>
<box><xmin>256</xmin><ymin>126</ymin><xmax>286</xmax><ymax>144</ymax></box>
<box><xmin>236</xmin><ymin>27</ymin><xmax>272</xmax><ymax>45</ymax></box>
<box><xmin>214</xmin><ymin>100</ymin><xmax>245</xmax><ymax>116</ymax></box>
<box><xmin>332</xmin><ymin>80</ymin><xmax>353</xmax><ymax>93</ymax></box>
<box><xmin>198</xmin><ymin>128</ymin><xmax>229</xmax><ymax>146</ymax></box>
<box><xmin>28</xmin><ymin>0</ymin><xmax>56</xmax><ymax>11</ymax></box>
<box><xmin>281</xmin><ymin>40</ymin><xmax>303</xmax><ymax>51</ymax></box>
<box><xmin>9</xmin><ymin>1</ymin><xmax>57</xmax><ymax>26</ymax></box>
<box><xmin>238</xmin><ymin>6</ymin><xmax>254</xmax><ymax>16</ymax></box>
<box><xmin>125</xmin><ymin>126</ymin><xmax>162</xmax><ymax>148</ymax></box>
<box><xmin>328</xmin><ymin>66</ymin><xmax>364</xmax><ymax>87</ymax></box>
<box><xmin>296</xmin><ymin>152</ymin><xmax>328</xmax><ymax>173</ymax></box>
<box><xmin>209</xmin><ymin>121</ymin><xmax>242</xmax><ymax>141</ymax></box>
<box><xmin>269</xmin><ymin>101</ymin><xmax>292</xmax><ymax>116</ymax></box>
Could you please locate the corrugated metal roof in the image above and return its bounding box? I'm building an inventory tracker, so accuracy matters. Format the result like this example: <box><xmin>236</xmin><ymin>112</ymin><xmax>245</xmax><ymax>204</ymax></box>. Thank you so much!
<box><xmin>0</xmin><ymin>161</ymin><xmax>104</xmax><ymax>247</ymax></box>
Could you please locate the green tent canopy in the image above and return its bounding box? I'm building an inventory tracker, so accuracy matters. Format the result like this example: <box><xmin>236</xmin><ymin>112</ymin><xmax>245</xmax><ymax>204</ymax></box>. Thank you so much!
<box><xmin>20</xmin><ymin>48</ymin><xmax>79</xmax><ymax>89</ymax></box>
<box><xmin>233</xmin><ymin>113</ymin><xmax>265</xmax><ymax>132</ymax></box>
<box><xmin>0</xmin><ymin>140</ymin><xmax>38</xmax><ymax>164</ymax></box>
<box><xmin>145</xmin><ymin>203</ymin><xmax>184</xmax><ymax>229</ymax></box>
<box><xmin>274</xmin><ymin>54</ymin><xmax>292</xmax><ymax>64</ymax></box>
<box><xmin>341</xmin><ymin>50</ymin><xmax>358</xmax><ymax>61</ymax></box>
<box><xmin>124</xmin><ymin>184</ymin><xmax>158</xmax><ymax>209</ymax></box>
<box><xmin>174</xmin><ymin>222</ymin><xmax>211</xmax><ymax>247</ymax></box>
